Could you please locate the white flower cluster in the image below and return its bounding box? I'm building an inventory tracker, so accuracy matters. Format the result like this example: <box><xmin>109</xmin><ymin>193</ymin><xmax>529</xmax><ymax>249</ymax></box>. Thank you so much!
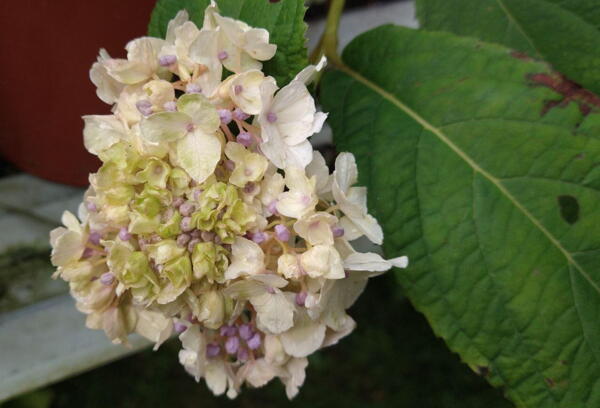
<box><xmin>50</xmin><ymin>2</ymin><xmax>407</xmax><ymax>399</ymax></box>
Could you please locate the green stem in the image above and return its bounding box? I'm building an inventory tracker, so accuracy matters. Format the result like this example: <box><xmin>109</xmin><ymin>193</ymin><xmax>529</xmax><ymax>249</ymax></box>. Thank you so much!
<box><xmin>311</xmin><ymin>0</ymin><xmax>346</xmax><ymax>66</ymax></box>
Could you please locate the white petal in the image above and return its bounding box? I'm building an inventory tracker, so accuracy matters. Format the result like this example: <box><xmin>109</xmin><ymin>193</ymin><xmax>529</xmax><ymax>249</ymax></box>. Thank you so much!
<box><xmin>177</xmin><ymin>93</ymin><xmax>220</xmax><ymax>133</ymax></box>
<box><xmin>283</xmin><ymin>357</ymin><xmax>308</xmax><ymax>399</ymax></box>
<box><xmin>225</xmin><ymin>237</ymin><xmax>265</xmax><ymax>280</ymax></box>
<box><xmin>280</xmin><ymin>310</ymin><xmax>326</xmax><ymax>357</ymax></box>
<box><xmin>140</xmin><ymin>111</ymin><xmax>190</xmax><ymax>143</ymax></box>
<box><xmin>82</xmin><ymin>115</ymin><xmax>126</xmax><ymax>155</ymax></box>
<box><xmin>306</xmin><ymin>151</ymin><xmax>332</xmax><ymax>195</ymax></box>
<box><xmin>174</xmin><ymin>129</ymin><xmax>222</xmax><ymax>183</ymax></box>
<box><xmin>253</xmin><ymin>292</ymin><xmax>295</xmax><ymax>334</ymax></box>
<box><xmin>343</xmin><ymin>252</ymin><xmax>394</xmax><ymax>272</ymax></box>
<box><xmin>333</xmin><ymin>152</ymin><xmax>358</xmax><ymax>192</ymax></box>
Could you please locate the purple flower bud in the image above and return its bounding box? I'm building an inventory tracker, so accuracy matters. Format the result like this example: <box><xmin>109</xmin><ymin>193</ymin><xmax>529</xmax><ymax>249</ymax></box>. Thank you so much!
<box><xmin>234</xmin><ymin>84</ymin><xmax>243</xmax><ymax>95</ymax></box>
<box><xmin>150</xmin><ymin>234</ymin><xmax>162</xmax><ymax>243</ymax></box>
<box><xmin>247</xmin><ymin>333</ymin><xmax>262</xmax><ymax>350</ymax></box>
<box><xmin>266</xmin><ymin>111</ymin><xmax>277</xmax><ymax>123</ymax></box>
<box><xmin>225</xmin><ymin>336</ymin><xmax>240</xmax><ymax>355</ymax></box>
<box><xmin>201</xmin><ymin>231</ymin><xmax>215</xmax><ymax>242</ymax></box>
<box><xmin>172</xmin><ymin>196</ymin><xmax>185</xmax><ymax>208</ymax></box>
<box><xmin>186</xmin><ymin>123</ymin><xmax>195</xmax><ymax>132</ymax></box>
<box><xmin>88</xmin><ymin>231</ymin><xmax>101</xmax><ymax>245</ymax></box>
<box><xmin>266</xmin><ymin>286</ymin><xmax>275</xmax><ymax>294</ymax></box>
<box><xmin>118</xmin><ymin>227</ymin><xmax>131</xmax><ymax>241</ymax></box>
<box><xmin>100</xmin><ymin>272</ymin><xmax>115</xmax><ymax>286</ymax></box>
<box><xmin>174</xmin><ymin>322</ymin><xmax>187</xmax><ymax>333</ymax></box>
<box><xmin>85</xmin><ymin>201</ymin><xmax>97</xmax><ymax>212</ymax></box>
<box><xmin>214</xmin><ymin>235</ymin><xmax>223</xmax><ymax>245</ymax></box>
<box><xmin>251</xmin><ymin>231</ymin><xmax>268</xmax><ymax>244</ymax></box>
<box><xmin>159</xmin><ymin>54</ymin><xmax>177</xmax><ymax>66</ymax></box>
<box><xmin>218</xmin><ymin>51</ymin><xmax>228</xmax><ymax>61</ymax></box>
<box><xmin>244</xmin><ymin>182</ymin><xmax>257</xmax><ymax>194</ymax></box>
<box><xmin>295</xmin><ymin>291</ymin><xmax>308</xmax><ymax>306</ymax></box>
<box><xmin>163</xmin><ymin>101</ymin><xmax>177</xmax><ymax>112</ymax></box>
<box><xmin>176</xmin><ymin>233</ymin><xmax>191</xmax><ymax>247</ymax></box>
<box><xmin>206</xmin><ymin>343</ymin><xmax>221</xmax><ymax>358</ymax></box>
<box><xmin>267</xmin><ymin>200</ymin><xmax>278</xmax><ymax>216</ymax></box>
<box><xmin>218</xmin><ymin>109</ymin><xmax>232</xmax><ymax>125</ymax></box>
<box><xmin>220</xmin><ymin>325</ymin><xmax>237</xmax><ymax>337</ymax></box>
<box><xmin>237</xmin><ymin>347</ymin><xmax>249</xmax><ymax>362</ymax></box>
<box><xmin>238</xmin><ymin>324</ymin><xmax>253</xmax><ymax>340</ymax></box>
<box><xmin>233</xmin><ymin>108</ymin><xmax>250</xmax><ymax>121</ymax></box>
<box><xmin>236</xmin><ymin>131</ymin><xmax>252</xmax><ymax>147</ymax></box>
<box><xmin>274</xmin><ymin>224</ymin><xmax>290</xmax><ymax>241</ymax></box>
<box><xmin>180</xmin><ymin>216</ymin><xmax>194</xmax><ymax>232</ymax></box>
<box><xmin>179</xmin><ymin>201</ymin><xmax>195</xmax><ymax>216</ymax></box>
<box><xmin>224</xmin><ymin>160</ymin><xmax>235</xmax><ymax>171</ymax></box>
<box><xmin>187</xmin><ymin>238</ymin><xmax>200</xmax><ymax>253</ymax></box>
<box><xmin>190</xmin><ymin>229</ymin><xmax>201</xmax><ymax>239</ymax></box>
<box><xmin>82</xmin><ymin>247</ymin><xmax>95</xmax><ymax>259</ymax></box>
<box><xmin>186</xmin><ymin>83</ymin><xmax>202</xmax><ymax>94</ymax></box>
<box><xmin>136</xmin><ymin>100</ymin><xmax>153</xmax><ymax>116</ymax></box>
<box><xmin>332</xmin><ymin>226</ymin><xmax>345</xmax><ymax>238</ymax></box>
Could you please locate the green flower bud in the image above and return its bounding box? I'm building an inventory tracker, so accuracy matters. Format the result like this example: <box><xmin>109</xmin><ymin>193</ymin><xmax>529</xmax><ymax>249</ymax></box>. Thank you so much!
<box><xmin>162</xmin><ymin>255</ymin><xmax>192</xmax><ymax>289</ymax></box>
<box><xmin>158</xmin><ymin>211</ymin><xmax>182</xmax><ymax>238</ymax></box>
<box><xmin>168</xmin><ymin>168</ymin><xmax>191</xmax><ymax>196</ymax></box>
<box><xmin>197</xmin><ymin>290</ymin><xmax>225</xmax><ymax>329</ymax></box>
<box><xmin>191</xmin><ymin>242</ymin><xmax>229</xmax><ymax>283</ymax></box>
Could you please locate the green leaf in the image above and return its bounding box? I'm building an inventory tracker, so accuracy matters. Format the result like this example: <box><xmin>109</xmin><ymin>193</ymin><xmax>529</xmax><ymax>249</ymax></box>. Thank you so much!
<box><xmin>416</xmin><ymin>0</ymin><xmax>600</xmax><ymax>95</ymax></box>
<box><xmin>321</xmin><ymin>25</ymin><xmax>600</xmax><ymax>407</ymax></box>
<box><xmin>148</xmin><ymin>0</ymin><xmax>307</xmax><ymax>86</ymax></box>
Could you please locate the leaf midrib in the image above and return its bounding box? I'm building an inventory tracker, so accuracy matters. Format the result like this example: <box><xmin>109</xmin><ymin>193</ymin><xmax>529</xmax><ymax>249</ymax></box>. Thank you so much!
<box><xmin>333</xmin><ymin>61</ymin><xmax>600</xmax><ymax>297</ymax></box>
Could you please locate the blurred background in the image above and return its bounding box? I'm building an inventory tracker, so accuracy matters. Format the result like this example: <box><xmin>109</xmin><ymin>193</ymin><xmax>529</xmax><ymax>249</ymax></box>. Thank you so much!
<box><xmin>0</xmin><ymin>0</ymin><xmax>511</xmax><ymax>406</ymax></box>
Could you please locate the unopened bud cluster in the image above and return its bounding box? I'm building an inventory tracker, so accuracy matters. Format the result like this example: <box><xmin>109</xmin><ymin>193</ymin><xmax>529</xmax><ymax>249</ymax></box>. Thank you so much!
<box><xmin>50</xmin><ymin>1</ymin><xmax>407</xmax><ymax>399</ymax></box>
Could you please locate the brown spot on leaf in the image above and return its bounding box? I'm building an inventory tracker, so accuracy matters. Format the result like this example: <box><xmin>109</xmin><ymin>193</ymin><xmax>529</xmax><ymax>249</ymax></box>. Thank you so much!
<box><xmin>510</xmin><ymin>51</ymin><xmax>533</xmax><ymax>61</ymax></box>
<box><xmin>545</xmin><ymin>378</ymin><xmax>556</xmax><ymax>387</ymax></box>
<box><xmin>476</xmin><ymin>366</ymin><xmax>490</xmax><ymax>377</ymax></box>
<box><xmin>575</xmin><ymin>153</ymin><xmax>585</xmax><ymax>160</ymax></box>
<box><xmin>529</xmin><ymin>73</ymin><xmax>600</xmax><ymax>117</ymax></box>
<box><xmin>557</xmin><ymin>195</ymin><xmax>579</xmax><ymax>224</ymax></box>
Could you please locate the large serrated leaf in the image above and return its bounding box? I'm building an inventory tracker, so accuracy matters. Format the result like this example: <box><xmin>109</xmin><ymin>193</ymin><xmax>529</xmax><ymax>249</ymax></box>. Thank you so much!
<box><xmin>417</xmin><ymin>0</ymin><xmax>600</xmax><ymax>95</ymax></box>
<box><xmin>148</xmin><ymin>0</ymin><xmax>307</xmax><ymax>85</ymax></box>
<box><xmin>320</xmin><ymin>25</ymin><xmax>600</xmax><ymax>407</ymax></box>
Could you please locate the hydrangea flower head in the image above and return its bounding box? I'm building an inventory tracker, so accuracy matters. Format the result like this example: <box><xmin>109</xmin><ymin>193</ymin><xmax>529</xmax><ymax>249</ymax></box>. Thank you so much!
<box><xmin>50</xmin><ymin>2</ymin><xmax>407</xmax><ymax>399</ymax></box>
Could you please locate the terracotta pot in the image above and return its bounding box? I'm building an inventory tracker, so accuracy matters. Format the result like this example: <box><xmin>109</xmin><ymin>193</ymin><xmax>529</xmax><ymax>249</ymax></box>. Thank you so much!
<box><xmin>0</xmin><ymin>0</ymin><xmax>156</xmax><ymax>186</ymax></box>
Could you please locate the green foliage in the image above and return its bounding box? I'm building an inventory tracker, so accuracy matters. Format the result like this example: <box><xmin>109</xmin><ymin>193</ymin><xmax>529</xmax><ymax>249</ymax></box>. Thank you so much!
<box><xmin>321</xmin><ymin>25</ymin><xmax>600</xmax><ymax>407</ymax></box>
<box><xmin>417</xmin><ymin>0</ymin><xmax>600</xmax><ymax>94</ymax></box>
<box><xmin>148</xmin><ymin>0</ymin><xmax>308</xmax><ymax>85</ymax></box>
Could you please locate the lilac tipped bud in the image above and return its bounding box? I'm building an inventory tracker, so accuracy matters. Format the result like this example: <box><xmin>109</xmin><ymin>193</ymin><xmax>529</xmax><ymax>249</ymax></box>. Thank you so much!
<box><xmin>332</xmin><ymin>226</ymin><xmax>345</xmax><ymax>238</ymax></box>
<box><xmin>266</xmin><ymin>111</ymin><xmax>277</xmax><ymax>123</ymax></box>
<box><xmin>251</xmin><ymin>231</ymin><xmax>268</xmax><ymax>244</ymax></box>
<box><xmin>174</xmin><ymin>322</ymin><xmax>187</xmax><ymax>333</ymax></box>
<box><xmin>206</xmin><ymin>343</ymin><xmax>221</xmax><ymax>358</ymax></box>
<box><xmin>295</xmin><ymin>291</ymin><xmax>308</xmax><ymax>306</ymax></box>
<box><xmin>238</xmin><ymin>324</ymin><xmax>253</xmax><ymax>340</ymax></box>
<box><xmin>224</xmin><ymin>160</ymin><xmax>235</xmax><ymax>171</ymax></box>
<box><xmin>234</xmin><ymin>84</ymin><xmax>243</xmax><ymax>95</ymax></box>
<box><xmin>88</xmin><ymin>231</ymin><xmax>101</xmax><ymax>245</ymax></box>
<box><xmin>237</xmin><ymin>347</ymin><xmax>249</xmax><ymax>362</ymax></box>
<box><xmin>220</xmin><ymin>325</ymin><xmax>237</xmax><ymax>337</ymax></box>
<box><xmin>186</xmin><ymin>83</ymin><xmax>202</xmax><ymax>94</ymax></box>
<box><xmin>190</xmin><ymin>229</ymin><xmax>201</xmax><ymax>239</ymax></box>
<box><xmin>136</xmin><ymin>100</ymin><xmax>153</xmax><ymax>116</ymax></box>
<box><xmin>179</xmin><ymin>201</ymin><xmax>195</xmax><ymax>216</ymax></box>
<box><xmin>274</xmin><ymin>224</ymin><xmax>291</xmax><ymax>241</ymax></box>
<box><xmin>267</xmin><ymin>200</ymin><xmax>278</xmax><ymax>216</ymax></box>
<box><xmin>163</xmin><ymin>101</ymin><xmax>177</xmax><ymax>112</ymax></box>
<box><xmin>172</xmin><ymin>196</ymin><xmax>185</xmax><ymax>208</ymax></box>
<box><xmin>187</xmin><ymin>238</ymin><xmax>200</xmax><ymax>253</ymax></box>
<box><xmin>247</xmin><ymin>333</ymin><xmax>262</xmax><ymax>350</ymax></box>
<box><xmin>100</xmin><ymin>272</ymin><xmax>115</xmax><ymax>286</ymax></box>
<box><xmin>176</xmin><ymin>233</ymin><xmax>191</xmax><ymax>247</ymax></box>
<box><xmin>159</xmin><ymin>54</ymin><xmax>177</xmax><ymax>67</ymax></box>
<box><xmin>236</xmin><ymin>131</ymin><xmax>252</xmax><ymax>147</ymax></box>
<box><xmin>180</xmin><ymin>216</ymin><xmax>194</xmax><ymax>232</ymax></box>
<box><xmin>233</xmin><ymin>108</ymin><xmax>250</xmax><ymax>121</ymax></box>
<box><xmin>118</xmin><ymin>227</ymin><xmax>131</xmax><ymax>241</ymax></box>
<box><xmin>218</xmin><ymin>109</ymin><xmax>232</xmax><ymax>125</ymax></box>
<box><xmin>218</xmin><ymin>51</ymin><xmax>228</xmax><ymax>61</ymax></box>
<box><xmin>201</xmin><ymin>231</ymin><xmax>215</xmax><ymax>242</ymax></box>
<box><xmin>85</xmin><ymin>201</ymin><xmax>97</xmax><ymax>212</ymax></box>
<box><xmin>244</xmin><ymin>182</ymin><xmax>257</xmax><ymax>194</ymax></box>
<box><xmin>225</xmin><ymin>336</ymin><xmax>240</xmax><ymax>355</ymax></box>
